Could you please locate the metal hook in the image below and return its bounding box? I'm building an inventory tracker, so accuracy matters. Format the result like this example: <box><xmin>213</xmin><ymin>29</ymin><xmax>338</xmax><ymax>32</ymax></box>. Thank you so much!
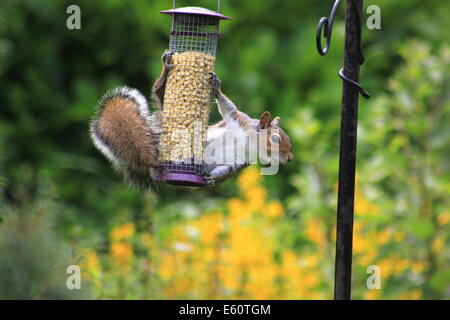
<box><xmin>316</xmin><ymin>0</ymin><xmax>342</xmax><ymax>56</ymax></box>
<box><xmin>339</xmin><ymin>68</ymin><xmax>370</xmax><ymax>99</ymax></box>
<box><xmin>316</xmin><ymin>0</ymin><xmax>370</xmax><ymax>99</ymax></box>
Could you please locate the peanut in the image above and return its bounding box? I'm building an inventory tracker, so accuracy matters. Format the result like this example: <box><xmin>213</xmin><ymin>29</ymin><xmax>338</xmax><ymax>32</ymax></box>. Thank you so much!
<box><xmin>160</xmin><ymin>51</ymin><xmax>215</xmax><ymax>162</ymax></box>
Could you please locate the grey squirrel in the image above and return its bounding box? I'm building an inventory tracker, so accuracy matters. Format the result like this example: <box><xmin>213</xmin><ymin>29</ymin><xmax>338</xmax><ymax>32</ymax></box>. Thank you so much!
<box><xmin>90</xmin><ymin>51</ymin><xmax>293</xmax><ymax>188</ymax></box>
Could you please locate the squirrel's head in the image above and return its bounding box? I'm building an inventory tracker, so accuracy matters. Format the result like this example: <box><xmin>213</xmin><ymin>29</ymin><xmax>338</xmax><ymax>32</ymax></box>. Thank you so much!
<box><xmin>256</xmin><ymin>111</ymin><xmax>293</xmax><ymax>164</ymax></box>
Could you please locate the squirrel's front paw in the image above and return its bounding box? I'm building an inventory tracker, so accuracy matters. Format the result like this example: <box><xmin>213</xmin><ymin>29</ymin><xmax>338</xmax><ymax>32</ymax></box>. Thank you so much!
<box><xmin>210</xmin><ymin>72</ymin><xmax>221</xmax><ymax>96</ymax></box>
<box><xmin>162</xmin><ymin>50</ymin><xmax>174</xmax><ymax>70</ymax></box>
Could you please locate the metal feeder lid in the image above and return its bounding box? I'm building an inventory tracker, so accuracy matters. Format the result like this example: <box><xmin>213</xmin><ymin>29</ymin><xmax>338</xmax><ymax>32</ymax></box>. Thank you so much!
<box><xmin>160</xmin><ymin>6</ymin><xmax>232</xmax><ymax>20</ymax></box>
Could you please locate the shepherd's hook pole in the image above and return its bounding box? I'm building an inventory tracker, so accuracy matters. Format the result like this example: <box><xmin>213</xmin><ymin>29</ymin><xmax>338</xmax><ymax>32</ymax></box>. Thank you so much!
<box><xmin>334</xmin><ymin>0</ymin><xmax>365</xmax><ymax>300</ymax></box>
<box><xmin>316</xmin><ymin>0</ymin><xmax>369</xmax><ymax>300</ymax></box>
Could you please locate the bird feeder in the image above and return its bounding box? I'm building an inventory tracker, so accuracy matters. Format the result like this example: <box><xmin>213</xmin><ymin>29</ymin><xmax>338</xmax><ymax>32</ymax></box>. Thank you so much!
<box><xmin>158</xmin><ymin>1</ymin><xmax>231</xmax><ymax>186</ymax></box>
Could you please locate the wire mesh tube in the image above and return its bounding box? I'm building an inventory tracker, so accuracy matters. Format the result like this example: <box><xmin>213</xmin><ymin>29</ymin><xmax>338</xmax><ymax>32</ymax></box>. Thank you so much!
<box><xmin>160</xmin><ymin>14</ymin><xmax>219</xmax><ymax>176</ymax></box>
<box><xmin>160</xmin><ymin>51</ymin><xmax>215</xmax><ymax>164</ymax></box>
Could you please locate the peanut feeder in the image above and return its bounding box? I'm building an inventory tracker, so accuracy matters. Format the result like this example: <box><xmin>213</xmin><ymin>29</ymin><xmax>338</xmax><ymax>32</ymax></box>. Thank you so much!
<box><xmin>158</xmin><ymin>2</ymin><xmax>231</xmax><ymax>186</ymax></box>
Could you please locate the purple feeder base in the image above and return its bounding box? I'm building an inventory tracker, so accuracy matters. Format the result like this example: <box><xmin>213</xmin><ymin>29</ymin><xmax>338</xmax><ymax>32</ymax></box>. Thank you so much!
<box><xmin>155</xmin><ymin>162</ymin><xmax>207</xmax><ymax>187</ymax></box>
<box><xmin>161</xmin><ymin>172</ymin><xmax>206</xmax><ymax>187</ymax></box>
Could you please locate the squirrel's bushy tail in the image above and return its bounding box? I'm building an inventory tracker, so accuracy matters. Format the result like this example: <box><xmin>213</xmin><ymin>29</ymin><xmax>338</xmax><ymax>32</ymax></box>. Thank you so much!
<box><xmin>90</xmin><ymin>87</ymin><xmax>160</xmax><ymax>189</ymax></box>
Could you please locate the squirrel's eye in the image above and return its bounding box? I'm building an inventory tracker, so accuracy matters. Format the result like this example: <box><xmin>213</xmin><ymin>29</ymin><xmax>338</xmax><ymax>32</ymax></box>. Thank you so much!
<box><xmin>270</xmin><ymin>134</ymin><xmax>281</xmax><ymax>144</ymax></box>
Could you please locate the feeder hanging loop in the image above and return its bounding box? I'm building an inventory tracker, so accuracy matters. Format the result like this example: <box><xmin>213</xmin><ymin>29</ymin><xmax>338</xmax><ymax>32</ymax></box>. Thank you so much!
<box><xmin>316</xmin><ymin>0</ymin><xmax>370</xmax><ymax>99</ymax></box>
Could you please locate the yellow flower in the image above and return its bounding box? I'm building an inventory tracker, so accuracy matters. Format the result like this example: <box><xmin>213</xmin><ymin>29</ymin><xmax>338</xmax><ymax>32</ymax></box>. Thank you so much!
<box><xmin>237</xmin><ymin>166</ymin><xmax>261</xmax><ymax>190</ymax></box>
<box><xmin>82</xmin><ymin>250</ymin><xmax>101</xmax><ymax>282</ymax></box>
<box><xmin>305</xmin><ymin>219</ymin><xmax>326</xmax><ymax>246</ymax></box>
<box><xmin>226</xmin><ymin>225</ymin><xmax>263</xmax><ymax>266</ymax></box>
<box><xmin>228</xmin><ymin>198</ymin><xmax>251</xmax><ymax>223</ymax></box>
<box><xmin>397</xmin><ymin>289</ymin><xmax>422</xmax><ymax>300</ymax></box>
<box><xmin>85</xmin><ymin>250</ymin><xmax>100</xmax><ymax>272</ymax></box>
<box><xmin>364</xmin><ymin>289</ymin><xmax>381</xmax><ymax>300</ymax></box>
<box><xmin>376</xmin><ymin>230</ymin><xmax>391</xmax><ymax>245</ymax></box>
<box><xmin>110</xmin><ymin>242</ymin><xmax>133</xmax><ymax>268</ymax></box>
<box><xmin>437</xmin><ymin>212</ymin><xmax>450</xmax><ymax>227</ymax></box>
<box><xmin>195</xmin><ymin>212</ymin><xmax>223</xmax><ymax>244</ymax></box>
<box><xmin>246</xmin><ymin>264</ymin><xmax>278</xmax><ymax>299</ymax></box>
<box><xmin>301</xmin><ymin>272</ymin><xmax>320</xmax><ymax>289</ymax></box>
<box><xmin>266</xmin><ymin>200</ymin><xmax>284</xmax><ymax>218</ymax></box>
<box><xmin>302</xmin><ymin>254</ymin><xmax>319</xmax><ymax>268</ymax></box>
<box><xmin>228</xmin><ymin>198</ymin><xmax>243</xmax><ymax>213</ymax></box>
<box><xmin>355</xmin><ymin>197</ymin><xmax>380</xmax><ymax>216</ymax></box>
<box><xmin>410</xmin><ymin>289</ymin><xmax>422</xmax><ymax>300</ymax></box>
<box><xmin>244</xmin><ymin>186</ymin><xmax>267</xmax><ymax>212</ymax></box>
<box><xmin>431</xmin><ymin>235</ymin><xmax>445</xmax><ymax>255</ymax></box>
<box><xmin>354</xmin><ymin>174</ymin><xmax>380</xmax><ymax>216</ymax></box>
<box><xmin>377</xmin><ymin>256</ymin><xmax>410</xmax><ymax>277</ymax></box>
<box><xmin>412</xmin><ymin>261</ymin><xmax>425</xmax><ymax>274</ymax></box>
<box><xmin>280</xmin><ymin>250</ymin><xmax>302</xmax><ymax>281</ymax></box>
<box><xmin>377</xmin><ymin>258</ymin><xmax>394</xmax><ymax>277</ymax></box>
<box><xmin>353</xmin><ymin>236</ymin><xmax>370</xmax><ymax>254</ymax></box>
<box><xmin>353</xmin><ymin>221</ymin><xmax>370</xmax><ymax>254</ymax></box>
<box><xmin>392</xmin><ymin>258</ymin><xmax>410</xmax><ymax>274</ymax></box>
<box><xmin>159</xmin><ymin>254</ymin><xmax>175</xmax><ymax>280</ymax></box>
<box><xmin>357</xmin><ymin>250</ymin><xmax>377</xmax><ymax>267</ymax></box>
<box><xmin>110</xmin><ymin>222</ymin><xmax>135</xmax><ymax>242</ymax></box>
<box><xmin>218</xmin><ymin>263</ymin><xmax>241</xmax><ymax>291</ymax></box>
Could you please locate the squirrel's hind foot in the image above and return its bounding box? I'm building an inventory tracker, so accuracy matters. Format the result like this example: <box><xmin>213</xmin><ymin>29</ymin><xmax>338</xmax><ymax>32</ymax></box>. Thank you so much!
<box><xmin>200</xmin><ymin>169</ymin><xmax>215</xmax><ymax>188</ymax></box>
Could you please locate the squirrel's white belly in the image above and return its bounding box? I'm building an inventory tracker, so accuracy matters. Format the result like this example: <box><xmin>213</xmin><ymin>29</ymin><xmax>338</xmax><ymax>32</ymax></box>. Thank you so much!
<box><xmin>204</xmin><ymin>123</ymin><xmax>248</xmax><ymax>172</ymax></box>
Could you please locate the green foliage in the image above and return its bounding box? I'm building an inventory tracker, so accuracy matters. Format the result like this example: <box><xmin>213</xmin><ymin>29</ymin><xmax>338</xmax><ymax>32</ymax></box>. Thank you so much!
<box><xmin>0</xmin><ymin>0</ymin><xmax>448</xmax><ymax>299</ymax></box>
<box><xmin>0</xmin><ymin>197</ymin><xmax>88</xmax><ymax>299</ymax></box>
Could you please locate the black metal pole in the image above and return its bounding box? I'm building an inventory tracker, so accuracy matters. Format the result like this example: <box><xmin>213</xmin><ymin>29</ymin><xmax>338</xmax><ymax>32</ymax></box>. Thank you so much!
<box><xmin>334</xmin><ymin>0</ymin><xmax>364</xmax><ymax>300</ymax></box>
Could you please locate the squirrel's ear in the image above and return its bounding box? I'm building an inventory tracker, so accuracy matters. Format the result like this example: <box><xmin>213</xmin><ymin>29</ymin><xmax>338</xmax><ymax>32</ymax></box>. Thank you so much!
<box><xmin>271</xmin><ymin>116</ymin><xmax>281</xmax><ymax>127</ymax></box>
<box><xmin>257</xmin><ymin>111</ymin><xmax>271</xmax><ymax>130</ymax></box>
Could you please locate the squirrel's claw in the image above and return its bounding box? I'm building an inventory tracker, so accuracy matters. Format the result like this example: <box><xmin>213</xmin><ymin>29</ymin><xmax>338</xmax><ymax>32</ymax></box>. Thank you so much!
<box><xmin>202</xmin><ymin>173</ymin><xmax>216</xmax><ymax>188</ymax></box>
<box><xmin>210</xmin><ymin>72</ymin><xmax>221</xmax><ymax>96</ymax></box>
<box><xmin>162</xmin><ymin>50</ymin><xmax>174</xmax><ymax>70</ymax></box>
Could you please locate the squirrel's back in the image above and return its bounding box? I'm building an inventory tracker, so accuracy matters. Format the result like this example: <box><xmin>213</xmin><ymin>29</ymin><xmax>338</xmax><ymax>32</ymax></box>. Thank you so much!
<box><xmin>90</xmin><ymin>87</ymin><xmax>159</xmax><ymax>189</ymax></box>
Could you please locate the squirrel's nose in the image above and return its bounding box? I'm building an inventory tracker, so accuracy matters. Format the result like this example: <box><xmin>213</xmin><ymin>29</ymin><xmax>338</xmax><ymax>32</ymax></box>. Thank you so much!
<box><xmin>288</xmin><ymin>153</ymin><xmax>293</xmax><ymax>162</ymax></box>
